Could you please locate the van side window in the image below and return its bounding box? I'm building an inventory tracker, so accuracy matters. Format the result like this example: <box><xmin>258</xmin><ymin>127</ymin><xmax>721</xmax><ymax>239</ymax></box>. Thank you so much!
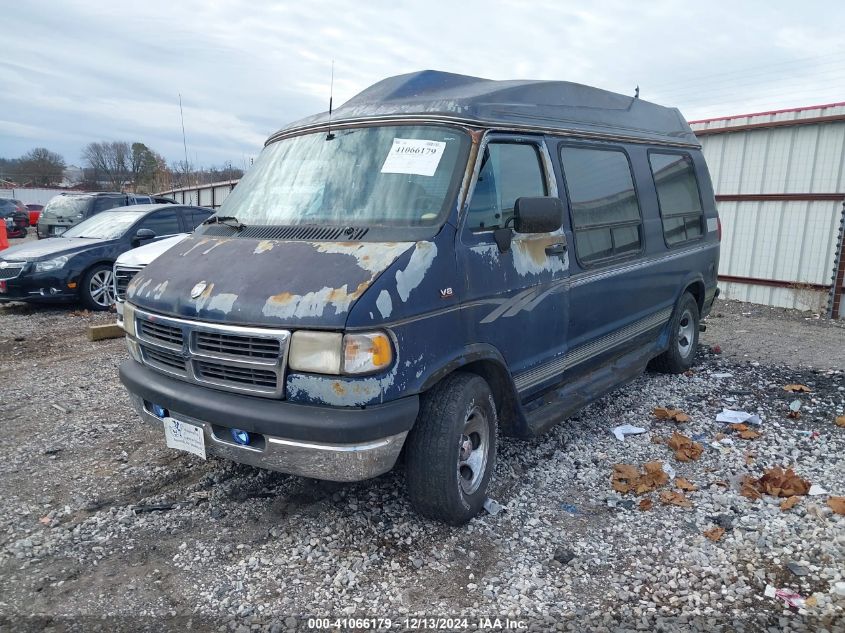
<box><xmin>466</xmin><ymin>143</ymin><xmax>546</xmax><ymax>231</ymax></box>
<box><xmin>560</xmin><ymin>146</ymin><xmax>642</xmax><ymax>264</ymax></box>
<box><xmin>649</xmin><ymin>152</ymin><xmax>704</xmax><ymax>246</ymax></box>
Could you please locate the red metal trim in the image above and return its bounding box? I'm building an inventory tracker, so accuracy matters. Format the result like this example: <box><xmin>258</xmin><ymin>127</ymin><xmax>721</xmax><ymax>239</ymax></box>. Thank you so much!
<box><xmin>692</xmin><ymin>114</ymin><xmax>845</xmax><ymax>136</ymax></box>
<box><xmin>715</xmin><ymin>193</ymin><xmax>845</xmax><ymax>202</ymax></box>
<box><xmin>719</xmin><ymin>274</ymin><xmax>830</xmax><ymax>291</ymax></box>
<box><xmin>688</xmin><ymin>101</ymin><xmax>845</xmax><ymax>125</ymax></box>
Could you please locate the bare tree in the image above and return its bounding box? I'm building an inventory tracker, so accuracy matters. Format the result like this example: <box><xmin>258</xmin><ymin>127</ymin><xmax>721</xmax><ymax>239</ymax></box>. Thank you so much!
<box><xmin>19</xmin><ymin>148</ymin><xmax>66</xmax><ymax>186</ymax></box>
<box><xmin>82</xmin><ymin>141</ymin><xmax>130</xmax><ymax>190</ymax></box>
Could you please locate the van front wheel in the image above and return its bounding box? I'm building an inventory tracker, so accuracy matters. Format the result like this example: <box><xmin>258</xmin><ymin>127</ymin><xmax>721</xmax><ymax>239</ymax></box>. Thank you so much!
<box><xmin>651</xmin><ymin>292</ymin><xmax>700</xmax><ymax>374</ymax></box>
<box><xmin>405</xmin><ymin>372</ymin><xmax>497</xmax><ymax>525</ymax></box>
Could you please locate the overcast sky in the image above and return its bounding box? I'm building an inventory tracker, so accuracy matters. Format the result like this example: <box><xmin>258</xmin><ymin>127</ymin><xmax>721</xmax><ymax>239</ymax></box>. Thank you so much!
<box><xmin>2</xmin><ymin>0</ymin><xmax>843</xmax><ymax>168</ymax></box>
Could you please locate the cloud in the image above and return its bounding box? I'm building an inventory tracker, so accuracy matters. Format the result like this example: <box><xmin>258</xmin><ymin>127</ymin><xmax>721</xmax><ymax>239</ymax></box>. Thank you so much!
<box><xmin>2</xmin><ymin>0</ymin><xmax>844</xmax><ymax>167</ymax></box>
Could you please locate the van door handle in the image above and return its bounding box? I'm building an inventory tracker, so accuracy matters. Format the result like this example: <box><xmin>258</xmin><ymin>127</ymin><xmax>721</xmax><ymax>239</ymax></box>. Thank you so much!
<box><xmin>545</xmin><ymin>243</ymin><xmax>567</xmax><ymax>257</ymax></box>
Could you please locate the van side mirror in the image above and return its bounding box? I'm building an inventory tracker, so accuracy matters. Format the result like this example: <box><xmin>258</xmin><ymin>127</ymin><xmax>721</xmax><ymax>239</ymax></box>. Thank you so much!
<box><xmin>513</xmin><ymin>197</ymin><xmax>563</xmax><ymax>234</ymax></box>
<box><xmin>133</xmin><ymin>228</ymin><xmax>156</xmax><ymax>246</ymax></box>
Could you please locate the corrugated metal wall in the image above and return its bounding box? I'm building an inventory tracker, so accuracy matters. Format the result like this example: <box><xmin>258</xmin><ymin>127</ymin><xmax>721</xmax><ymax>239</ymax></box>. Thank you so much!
<box><xmin>157</xmin><ymin>180</ymin><xmax>238</xmax><ymax>209</ymax></box>
<box><xmin>691</xmin><ymin>103</ymin><xmax>845</xmax><ymax>315</ymax></box>
<box><xmin>0</xmin><ymin>187</ymin><xmax>87</xmax><ymax>205</ymax></box>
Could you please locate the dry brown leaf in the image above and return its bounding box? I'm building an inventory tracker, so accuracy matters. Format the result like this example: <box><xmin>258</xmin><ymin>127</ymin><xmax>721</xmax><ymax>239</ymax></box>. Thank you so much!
<box><xmin>738</xmin><ymin>429</ymin><xmax>762</xmax><ymax>440</ymax></box>
<box><xmin>730</xmin><ymin>423</ymin><xmax>749</xmax><ymax>432</ymax></box>
<box><xmin>805</xmin><ymin>595</ymin><xmax>818</xmax><ymax>608</ymax></box>
<box><xmin>744</xmin><ymin>453</ymin><xmax>755</xmax><ymax>466</ymax></box>
<box><xmin>610</xmin><ymin>462</ymin><xmax>668</xmax><ymax>495</ymax></box>
<box><xmin>780</xmin><ymin>496</ymin><xmax>801</xmax><ymax>511</ymax></box>
<box><xmin>703</xmin><ymin>526</ymin><xmax>725</xmax><ymax>541</ymax></box>
<box><xmin>756</xmin><ymin>467</ymin><xmax>811</xmax><ymax>497</ymax></box>
<box><xmin>740</xmin><ymin>475</ymin><xmax>763</xmax><ymax>500</ymax></box>
<box><xmin>638</xmin><ymin>498</ymin><xmax>653</xmax><ymax>511</ymax></box>
<box><xmin>783</xmin><ymin>384</ymin><xmax>812</xmax><ymax>393</ymax></box>
<box><xmin>828</xmin><ymin>496</ymin><xmax>845</xmax><ymax>515</ymax></box>
<box><xmin>713</xmin><ymin>480</ymin><xmax>729</xmax><ymax>488</ymax></box>
<box><xmin>659</xmin><ymin>490</ymin><xmax>693</xmax><ymax>508</ymax></box>
<box><xmin>787</xmin><ymin>411</ymin><xmax>801</xmax><ymax>419</ymax></box>
<box><xmin>835</xmin><ymin>416</ymin><xmax>845</xmax><ymax>428</ymax></box>
<box><xmin>667</xmin><ymin>432</ymin><xmax>704</xmax><ymax>462</ymax></box>
<box><xmin>676</xmin><ymin>478</ymin><xmax>698</xmax><ymax>492</ymax></box>
<box><xmin>714</xmin><ymin>432</ymin><xmax>726</xmax><ymax>441</ymax></box>
<box><xmin>653</xmin><ymin>407</ymin><xmax>691</xmax><ymax>423</ymax></box>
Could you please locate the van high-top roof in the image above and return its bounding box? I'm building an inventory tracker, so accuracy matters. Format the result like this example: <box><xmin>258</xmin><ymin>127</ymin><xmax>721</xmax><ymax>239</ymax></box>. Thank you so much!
<box><xmin>269</xmin><ymin>70</ymin><xmax>698</xmax><ymax>148</ymax></box>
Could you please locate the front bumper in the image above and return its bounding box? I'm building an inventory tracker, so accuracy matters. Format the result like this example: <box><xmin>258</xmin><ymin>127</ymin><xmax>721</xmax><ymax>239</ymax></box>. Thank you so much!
<box><xmin>120</xmin><ymin>359</ymin><xmax>418</xmax><ymax>481</ymax></box>
<box><xmin>0</xmin><ymin>268</ymin><xmax>77</xmax><ymax>302</ymax></box>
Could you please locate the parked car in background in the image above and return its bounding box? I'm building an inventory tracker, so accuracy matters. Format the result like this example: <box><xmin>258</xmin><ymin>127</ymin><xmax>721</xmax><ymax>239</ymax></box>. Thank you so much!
<box><xmin>0</xmin><ymin>204</ymin><xmax>211</xmax><ymax>310</ymax></box>
<box><xmin>113</xmin><ymin>233</ymin><xmax>197</xmax><ymax>326</ymax></box>
<box><xmin>26</xmin><ymin>204</ymin><xmax>44</xmax><ymax>226</ymax></box>
<box><xmin>118</xmin><ymin>71</ymin><xmax>720</xmax><ymax>524</ymax></box>
<box><xmin>0</xmin><ymin>198</ymin><xmax>29</xmax><ymax>238</ymax></box>
<box><xmin>36</xmin><ymin>192</ymin><xmax>156</xmax><ymax>238</ymax></box>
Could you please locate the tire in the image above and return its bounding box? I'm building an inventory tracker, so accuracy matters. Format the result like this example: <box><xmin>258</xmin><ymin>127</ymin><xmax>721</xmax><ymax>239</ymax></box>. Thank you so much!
<box><xmin>80</xmin><ymin>263</ymin><xmax>116</xmax><ymax>311</ymax></box>
<box><xmin>405</xmin><ymin>372</ymin><xmax>498</xmax><ymax>525</ymax></box>
<box><xmin>651</xmin><ymin>292</ymin><xmax>700</xmax><ymax>374</ymax></box>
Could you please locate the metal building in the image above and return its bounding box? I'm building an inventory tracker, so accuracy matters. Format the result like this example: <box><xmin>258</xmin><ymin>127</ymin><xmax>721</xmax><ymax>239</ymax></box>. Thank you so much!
<box><xmin>156</xmin><ymin>179</ymin><xmax>239</xmax><ymax>209</ymax></box>
<box><xmin>689</xmin><ymin>103</ymin><xmax>845</xmax><ymax>317</ymax></box>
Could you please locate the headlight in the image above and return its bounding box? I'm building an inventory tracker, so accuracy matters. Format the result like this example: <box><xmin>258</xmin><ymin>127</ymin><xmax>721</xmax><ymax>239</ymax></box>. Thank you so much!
<box><xmin>288</xmin><ymin>330</ymin><xmax>393</xmax><ymax>375</ymax></box>
<box><xmin>34</xmin><ymin>255</ymin><xmax>69</xmax><ymax>272</ymax></box>
<box><xmin>343</xmin><ymin>332</ymin><xmax>393</xmax><ymax>374</ymax></box>
<box><xmin>123</xmin><ymin>302</ymin><xmax>137</xmax><ymax>337</ymax></box>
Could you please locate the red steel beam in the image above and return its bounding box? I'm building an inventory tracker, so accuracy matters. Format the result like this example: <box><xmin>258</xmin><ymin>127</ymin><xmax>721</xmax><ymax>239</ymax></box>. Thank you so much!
<box><xmin>718</xmin><ymin>274</ymin><xmax>830</xmax><ymax>292</ymax></box>
<box><xmin>692</xmin><ymin>113</ymin><xmax>845</xmax><ymax>136</ymax></box>
<box><xmin>715</xmin><ymin>193</ymin><xmax>845</xmax><ymax>202</ymax></box>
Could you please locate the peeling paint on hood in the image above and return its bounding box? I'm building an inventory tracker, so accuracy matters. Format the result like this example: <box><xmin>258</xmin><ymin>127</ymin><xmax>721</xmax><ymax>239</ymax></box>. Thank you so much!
<box><xmin>126</xmin><ymin>235</ymin><xmax>415</xmax><ymax>327</ymax></box>
<box><xmin>395</xmin><ymin>241</ymin><xmax>437</xmax><ymax>302</ymax></box>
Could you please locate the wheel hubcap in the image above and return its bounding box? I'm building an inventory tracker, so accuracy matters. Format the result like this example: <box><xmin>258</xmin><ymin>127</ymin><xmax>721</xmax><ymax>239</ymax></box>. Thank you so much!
<box><xmin>677</xmin><ymin>309</ymin><xmax>695</xmax><ymax>358</ymax></box>
<box><xmin>457</xmin><ymin>406</ymin><xmax>490</xmax><ymax>496</ymax></box>
<box><xmin>89</xmin><ymin>270</ymin><xmax>115</xmax><ymax>307</ymax></box>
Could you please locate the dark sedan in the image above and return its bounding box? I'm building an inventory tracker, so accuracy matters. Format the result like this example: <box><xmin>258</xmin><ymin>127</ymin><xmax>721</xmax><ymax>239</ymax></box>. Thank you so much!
<box><xmin>0</xmin><ymin>204</ymin><xmax>211</xmax><ymax>310</ymax></box>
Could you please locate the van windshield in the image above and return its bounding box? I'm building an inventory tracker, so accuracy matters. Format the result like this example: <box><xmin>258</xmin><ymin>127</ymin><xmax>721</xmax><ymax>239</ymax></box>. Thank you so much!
<box><xmin>218</xmin><ymin>125</ymin><xmax>470</xmax><ymax>227</ymax></box>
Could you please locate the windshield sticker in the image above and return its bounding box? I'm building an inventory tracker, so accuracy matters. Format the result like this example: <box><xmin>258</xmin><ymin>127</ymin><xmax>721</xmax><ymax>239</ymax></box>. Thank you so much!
<box><xmin>380</xmin><ymin>139</ymin><xmax>446</xmax><ymax>177</ymax></box>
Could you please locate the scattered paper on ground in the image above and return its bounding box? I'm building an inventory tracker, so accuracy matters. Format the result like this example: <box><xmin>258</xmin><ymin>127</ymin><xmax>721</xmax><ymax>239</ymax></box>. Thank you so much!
<box><xmin>611</xmin><ymin>462</ymin><xmax>668</xmax><ymax>495</ymax></box>
<box><xmin>653</xmin><ymin>407</ymin><xmax>690</xmax><ymax>423</ymax></box>
<box><xmin>716</xmin><ymin>409</ymin><xmax>762</xmax><ymax>426</ymax></box>
<box><xmin>783</xmin><ymin>384</ymin><xmax>812</xmax><ymax>393</ymax></box>
<box><xmin>703</xmin><ymin>526</ymin><xmax>724</xmax><ymax>541</ymax></box>
<box><xmin>611</xmin><ymin>424</ymin><xmax>647</xmax><ymax>442</ymax></box>
<box><xmin>667</xmin><ymin>432</ymin><xmax>703</xmax><ymax>462</ymax></box>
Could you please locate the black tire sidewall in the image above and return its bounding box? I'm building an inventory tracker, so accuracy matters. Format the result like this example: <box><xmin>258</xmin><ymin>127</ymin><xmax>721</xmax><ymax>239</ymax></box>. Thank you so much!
<box><xmin>406</xmin><ymin>373</ymin><xmax>498</xmax><ymax>524</ymax></box>
<box><xmin>80</xmin><ymin>263</ymin><xmax>113</xmax><ymax>311</ymax></box>
<box><xmin>669</xmin><ymin>293</ymin><xmax>700</xmax><ymax>371</ymax></box>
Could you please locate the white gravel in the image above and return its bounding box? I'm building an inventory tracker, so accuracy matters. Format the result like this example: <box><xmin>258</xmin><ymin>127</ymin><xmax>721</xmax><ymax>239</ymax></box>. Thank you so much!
<box><xmin>0</xmin><ymin>299</ymin><xmax>843</xmax><ymax>631</ymax></box>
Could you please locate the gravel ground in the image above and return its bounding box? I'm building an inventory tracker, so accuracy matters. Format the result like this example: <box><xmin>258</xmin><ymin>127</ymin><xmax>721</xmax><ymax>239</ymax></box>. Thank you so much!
<box><xmin>0</xmin><ymin>299</ymin><xmax>843</xmax><ymax>632</ymax></box>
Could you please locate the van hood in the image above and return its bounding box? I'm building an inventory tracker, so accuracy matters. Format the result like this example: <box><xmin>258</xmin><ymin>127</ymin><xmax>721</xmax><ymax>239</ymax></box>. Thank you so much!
<box><xmin>126</xmin><ymin>235</ymin><xmax>415</xmax><ymax>328</ymax></box>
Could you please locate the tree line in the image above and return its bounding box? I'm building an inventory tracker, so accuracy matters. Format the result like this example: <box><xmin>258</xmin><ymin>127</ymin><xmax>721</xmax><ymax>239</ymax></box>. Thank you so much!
<box><xmin>0</xmin><ymin>142</ymin><xmax>244</xmax><ymax>193</ymax></box>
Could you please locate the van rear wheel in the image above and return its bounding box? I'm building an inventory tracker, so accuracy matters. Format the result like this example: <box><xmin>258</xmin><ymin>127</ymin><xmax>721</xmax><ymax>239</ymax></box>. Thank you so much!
<box><xmin>651</xmin><ymin>292</ymin><xmax>700</xmax><ymax>374</ymax></box>
<box><xmin>405</xmin><ymin>372</ymin><xmax>497</xmax><ymax>525</ymax></box>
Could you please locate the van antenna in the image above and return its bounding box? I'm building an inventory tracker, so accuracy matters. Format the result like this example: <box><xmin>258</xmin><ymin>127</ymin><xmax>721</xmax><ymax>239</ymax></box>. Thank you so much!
<box><xmin>179</xmin><ymin>93</ymin><xmax>190</xmax><ymax>184</ymax></box>
<box><xmin>634</xmin><ymin>85</ymin><xmax>640</xmax><ymax>99</ymax></box>
<box><xmin>326</xmin><ymin>61</ymin><xmax>336</xmax><ymax>141</ymax></box>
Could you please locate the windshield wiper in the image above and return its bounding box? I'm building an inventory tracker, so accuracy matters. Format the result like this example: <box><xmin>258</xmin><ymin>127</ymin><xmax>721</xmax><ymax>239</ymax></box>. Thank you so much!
<box><xmin>203</xmin><ymin>215</ymin><xmax>246</xmax><ymax>231</ymax></box>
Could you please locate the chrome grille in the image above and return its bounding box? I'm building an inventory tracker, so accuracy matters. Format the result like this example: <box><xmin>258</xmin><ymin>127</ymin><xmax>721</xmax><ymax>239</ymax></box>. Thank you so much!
<box><xmin>0</xmin><ymin>262</ymin><xmax>25</xmax><ymax>280</ymax></box>
<box><xmin>139</xmin><ymin>319</ymin><xmax>183</xmax><ymax>347</ymax></box>
<box><xmin>195</xmin><ymin>360</ymin><xmax>277</xmax><ymax>388</ymax></box>
<box><xmin>132</xmin><ymin>308</ymin><xmax>289</xmax><ymax>398</ymax></box>
<box><xmin>114</xmin><ymin>265</ymin><xmax>143</xmax><ymax>301</ymax></box>
<box><xmin>142</xmin><ymin>346</ymin><xmax>188</xmax><ymax>374</ymax></box>
<box><xmin>194</xmin><ymin>331</ymin><xmax>281</xmax><ymax>359</ymax></box>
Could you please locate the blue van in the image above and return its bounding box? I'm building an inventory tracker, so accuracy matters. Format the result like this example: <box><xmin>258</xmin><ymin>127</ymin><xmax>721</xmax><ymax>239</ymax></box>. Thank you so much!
<box><xmin>119</xmin><ymin>71</ymin><xmax>720</xmax><ymax>524</ymax></box>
